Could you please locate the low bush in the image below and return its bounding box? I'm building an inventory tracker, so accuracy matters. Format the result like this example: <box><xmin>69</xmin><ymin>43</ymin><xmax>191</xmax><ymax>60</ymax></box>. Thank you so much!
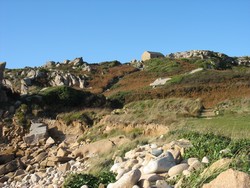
<box><xmin>63</xmin><ymin>171</ymin><xmax>115</xmax><ymax>188</ymax></box>
<box><xmin>39</xmin><ymin>86</ymin><xmax>106</xmax><ymax>107</ymax></box>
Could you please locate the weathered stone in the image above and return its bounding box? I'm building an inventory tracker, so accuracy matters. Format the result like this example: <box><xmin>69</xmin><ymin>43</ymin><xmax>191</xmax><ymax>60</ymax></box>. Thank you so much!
<box><xmin>202</xmin><ymin>168</ymin><xmax>250</xmax><ymax>188</ymax></box>
<box><xmin>34</xmin><ymin>151</ymin><xmax>47</xmax><ymax>162</ymax></box>
<box><xmin>202</xmin><ymin>156</ymin><xmax>209</xmax><ymax>164</ymax></box>
<box><xmin>46</xmin><ymin>137</ymin><xmax>55</xmax><ymax>146</ymax></box>
<box><xmin>156</xmin><ymin>180</ymin><xmax>172</xmax><ymax>188</ymax></box>
<box><xmin>116</xmin><ymin>168</ymin><xmax>129</xmax><ymax>180</ymax></box>
<box><xmin>151</xmin><ymin>148</ymin><xmax>163</xmax><ymax>157</ymax></box>
<box><xmin>0</xmin><ymin>152</ymin><xmax>15</xmax><ymax>165</ymax></box>
<box><xmin>186</xmin><ymin>158</ymin><xmax>199</xmax><ymax>165</ymax></box>
<box><xmin>188</xmin><ymin>160</ymin><xmax>203</xmax><ymax>172</ymax></box>
<box><xmin>57</xmin><ymin>148</ymin><xmax>69</xmax><ymax>157</ymax></box>
<box><xmin>58</xmin><ymin>163</ymin><xmax>71</xmax><ymax>173</ymax></box>
<box><xmin>23</xmin><ymin>122</ymin><xmax>48</xmax><ymax>145</ymax></box>
<box><xmin>140</xmin><ymin>173</ymin><xmax>164</xmax><ymax>182</ymax></box>
<box><xmin>107</xmin><ymin>169</ymin><xmax>141</xmax><ymax>188</ymax></box>
<box><xmin>0</xmin><ymin>176</ymin><xmax>9</xmax><ymax>183</ymax></box>
<box><xmin>168</xmin><ymin>163</ymin><xmax>189</xmax><ymax>177</ymax></box>
<box><xmin>132</xmin><ymin>186</ymin><xmax>140</xmax><ymax>188</ymax></box>
<box><xmin>44</xmin><ymin>61</ymin><xmax>55</xmax><ymax>68</ymax></box>
<box><xmin>182</xmin><ymin>169</ymin><xmax>191</xmax><ymax>177</ymax></box>
<box><xmin>30</xmin><ymin>174</ymin><xmax>40</xmax><ymax>184</ymax></box>
<box><xmin>81</xmin><ymin>185</ymin><xmax>88</xmax><ymax>188</ymax></box>
<box><xmin>143</xmin><ymin>152</ymin><xmax>175</xmax><ymax>174</ymax></box>
<box><xmin>0</xmin><ymin>159</ymin><xmax>23</xmax><ymax>175</ymax></box>
<box><xmin>14</xmin><ymin>169</ymin><xmax>26</xmax><ymax>176</ymax></box>
<box><xmin>138</xmin><ymin>179</ymin><xmax>150</xmax><ymax>188</ymax></box>
<box><xmin>201</xmin><ymin>158</ymin><xmax>232</xmax><ymax>178</ymax></box>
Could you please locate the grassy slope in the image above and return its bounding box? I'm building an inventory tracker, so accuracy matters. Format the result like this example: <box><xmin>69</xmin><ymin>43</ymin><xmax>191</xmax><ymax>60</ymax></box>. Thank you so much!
<box><xmin>185</xmin><ymin>114</ymin><xmax>250</xmax><ymax>139</ymax></box>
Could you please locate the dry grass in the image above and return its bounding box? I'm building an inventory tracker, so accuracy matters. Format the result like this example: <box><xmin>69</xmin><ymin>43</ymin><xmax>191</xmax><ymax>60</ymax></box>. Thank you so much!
<box><xmin>105</xmin><ymin>98</ymin><xmax>203</xmax><ymax>125</ymax></box>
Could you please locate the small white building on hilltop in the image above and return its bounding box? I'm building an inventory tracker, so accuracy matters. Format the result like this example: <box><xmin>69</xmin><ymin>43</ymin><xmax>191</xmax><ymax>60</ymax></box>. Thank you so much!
<box><xmin>141</xmin><ymin>51</ymin><xmax>164</xmax><ymax>61</ymax></box>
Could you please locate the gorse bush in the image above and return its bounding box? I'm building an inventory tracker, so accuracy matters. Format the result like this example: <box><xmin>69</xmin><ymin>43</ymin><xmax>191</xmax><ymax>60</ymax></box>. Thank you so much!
<box><xmin>63</xmin><ymin>171</ymin><xmax>115</xmax><ymax>188</ymax></box>
<box><xmin>15</xmin><ymin>104</ymin><xmax>30</xmax><ymax>129</ymax></box>
<box><xmin>40</xmin><ymin>86</ymin><xmax>106</xmax><ymax>107</ymax></box>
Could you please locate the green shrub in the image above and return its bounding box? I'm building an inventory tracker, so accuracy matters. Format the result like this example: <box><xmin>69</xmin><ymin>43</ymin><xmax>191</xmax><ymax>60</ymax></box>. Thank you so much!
<box><xmin>100</xmin><ymin>60</ymin><xmax>121</xmax><ymax>69</ymax></box>
<box><xmin>15</xmin><ymin>104</ymin><xmax>30</xmax><ymax>129</ymax></box>
<box><xmin>144</xmin><ymin>58</ymin><xmax>181</xmax><ymax>73</ymax></box>
<box><xmin>108</xmin><ymin>91</ymin><xmax>132</xmax><ymax>108</ymax></box>
<box><xmin>40</xmin><ymin>86</ymin><xmax>106</xmax><ymax>107</ymax></box>
<box><xmin>63</xmin><ymin>171</ymin><xmax>115</xmax><ymax>188</ymax></box>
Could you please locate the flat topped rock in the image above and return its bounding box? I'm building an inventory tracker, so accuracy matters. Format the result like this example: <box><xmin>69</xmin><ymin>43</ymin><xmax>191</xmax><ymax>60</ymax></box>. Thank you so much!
<box><xmin>23</xmin><ymin>122</ymin><xmax>48</xmax><ymax>145</ymax></box>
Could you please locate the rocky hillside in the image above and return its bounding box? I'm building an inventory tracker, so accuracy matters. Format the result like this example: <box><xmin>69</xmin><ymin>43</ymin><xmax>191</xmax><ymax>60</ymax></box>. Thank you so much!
<box><xmin>0</xmin><ymin>50</ymin><xmax>250</xmax><ymax>188</ymax></box>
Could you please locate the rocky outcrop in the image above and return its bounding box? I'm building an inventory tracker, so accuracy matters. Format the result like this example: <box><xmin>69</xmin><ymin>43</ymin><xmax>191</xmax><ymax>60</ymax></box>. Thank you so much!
<box><xmin>166</xmin><ymin>50</ymin><xmax>236</xmax><ymax>68</ymax></box>
<box><xmin>235</xmin><ymin>56</ymin><xmax>250</xmax><ymax>66</ymax></box>
<box><xmin>166</xmin><ymin>50</ymin><xmax>232</xmax><ymax>61</ymax></box>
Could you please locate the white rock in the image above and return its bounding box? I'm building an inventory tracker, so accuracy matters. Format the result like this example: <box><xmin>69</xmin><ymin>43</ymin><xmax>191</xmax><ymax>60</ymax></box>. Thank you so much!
<box><xmin>30</xmin><ymin>174</ymin><xmax>40</xmax><ymax>183</ymax></box>
<box><xmin>188</xmin><ymin>160</ymin><xmax>203</xmax><ymax>172</ymax></box>
<box><xmin>107</xmin><ymin>169</ymin><xmax>141</xmax><ymax>188</ymax></box>
<box><xmin>186</xmin><ymin>158</ymin><xmax>199</xmax><ymax>165</ymax></box>
<box><xmin>132</xmin><ymin>185</ymin><xmax>140</xmax><ymax>188</ymax></box>
<box><xmin>219</xmin><ymin>148</ymin><xmax>231</xmax><ymax>154</ymax></box>
<box><xmin>110</xmin><ymin>163</ymin><xmax>121</xmax><ymax>173</ymax></box>
<box><xmin>143</xmin><ymin>152</ymin><xmax>176</xmax><ymax>174</ymax></box>
<box><xmin>156</xmin><ymin>180</ymin><xmax>172</xmax><ymax>188</ymax></box>
<box><xmin>140</xmin><ymin>173</ymin><xmax>164</xmax><ymax>182</ymax></box>
<box><xmin>46</xmin><ymin>137</ymin><xmax>55</xmax><ymax>146</ymax></box>
<box><xmin>116</xmin><ymin>168</ymin><xmax>129</xmax><ymax>180</ymax></box>
<box><xmin>202</xmin><ymin>156</ymin><xmax>209</xmax><ymax>164</ymax></box>
<box><xmin>150</xmin><ymin>144</ymin><xmax>158</xmax><ymax>149</ymax></box>
<box><xmin>168</xmin><ymin>163</ymin><xmax>189</xmax><ymax>177</ymax></box>
<box><xmin>182</xmin><ymin>169</ymin><xmax>191</xmax><ymax>177</ymax></box>
<box><xmin>80</xmin><ymin>185</ymin><xmax>88</xmax><ymax>188</ymax></box>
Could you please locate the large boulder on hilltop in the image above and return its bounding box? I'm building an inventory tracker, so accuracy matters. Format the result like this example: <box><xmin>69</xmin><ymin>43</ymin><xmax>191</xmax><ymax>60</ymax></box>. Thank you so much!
<box><xmin>43</xmin><ymin>61</ymin><xmax>55</xmax><ymax>68</ymax></box>
<box><xmin>71</xmin><ymin>57</ymin><xmax>84</xmax><ymax>66</ymax></box>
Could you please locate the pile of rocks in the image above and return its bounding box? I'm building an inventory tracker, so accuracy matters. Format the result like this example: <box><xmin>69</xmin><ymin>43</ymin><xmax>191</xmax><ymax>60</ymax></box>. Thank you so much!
<box><xmin>0</xmin><ymin>134</ymin><xmax>88</xmax><ymax>188</ymax></box>
<box><xmin>107</xmin><ymin>139</ymin><xmax>249</xmax><ymax>188</ymax></box>
<box><xmin>107</xmin><ymin>139</ymin><xmax>197</xmax><ymax>188</ymax></box>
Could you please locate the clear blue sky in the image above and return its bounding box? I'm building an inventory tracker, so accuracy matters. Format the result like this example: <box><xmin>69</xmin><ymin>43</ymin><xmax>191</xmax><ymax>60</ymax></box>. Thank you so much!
<box><xmin>1</xmin><ymin>0</ymin><xmax>250</xmax><ymax>69</ymax></box>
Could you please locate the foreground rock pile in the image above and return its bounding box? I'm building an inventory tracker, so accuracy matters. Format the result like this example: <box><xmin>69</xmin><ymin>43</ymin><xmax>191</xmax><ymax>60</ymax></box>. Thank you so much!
<box><xmin>107</xmin><ymin>140</ymin><xmax>250</xmax><ymax>188</ymax></box>
<box><xmin>0</xmin><ymin>134</ymin><xmax>88</xmax><ymax>188</ymax></box>
<box><xmin>1</xmin><ymin>130</ymin><xmax>249</xmax><ymax>188</ymax></box>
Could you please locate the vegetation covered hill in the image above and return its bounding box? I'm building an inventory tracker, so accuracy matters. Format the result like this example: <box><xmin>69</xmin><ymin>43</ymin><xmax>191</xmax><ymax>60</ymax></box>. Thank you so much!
<box><xmin>0</xmin><ymin>50</ymin><xmax>250</xmax><ymax>188</ymax></box>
